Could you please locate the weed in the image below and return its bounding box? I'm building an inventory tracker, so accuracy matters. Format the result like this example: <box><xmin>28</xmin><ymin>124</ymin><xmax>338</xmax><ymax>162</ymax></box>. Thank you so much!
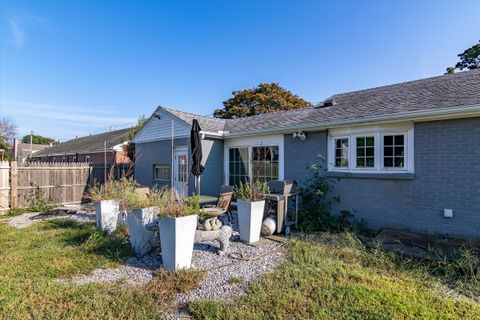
<box><xmin>188</xmin><ymin>232</ymin><xmax>480</xmax><ymax>320</ymax></box>
<box><xmin>227</xmin><ymin>277</ymin><xmax>244</xmax><ymax>285</ymax></box>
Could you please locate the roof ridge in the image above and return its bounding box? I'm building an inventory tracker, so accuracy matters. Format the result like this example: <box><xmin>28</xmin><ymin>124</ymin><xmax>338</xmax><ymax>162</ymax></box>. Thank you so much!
<box><xmin>163</xmin><ymin>107</ymin><xmax>226</xmax><ymax>122</ymax></box>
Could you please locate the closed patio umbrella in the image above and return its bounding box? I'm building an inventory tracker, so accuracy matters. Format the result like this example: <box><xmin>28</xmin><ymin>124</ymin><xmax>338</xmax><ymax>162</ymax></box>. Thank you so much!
<box><xmin>190</xmin><ymin>119</ymin><xmax>204</xmax><ymax>194</ymax></box>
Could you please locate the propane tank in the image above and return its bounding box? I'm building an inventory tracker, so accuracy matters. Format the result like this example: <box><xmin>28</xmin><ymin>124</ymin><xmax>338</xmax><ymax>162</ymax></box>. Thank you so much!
<box><xmin>261</xmin><ymin>217</ymin><xmax>276</xmax><ymax>236</ymax></box>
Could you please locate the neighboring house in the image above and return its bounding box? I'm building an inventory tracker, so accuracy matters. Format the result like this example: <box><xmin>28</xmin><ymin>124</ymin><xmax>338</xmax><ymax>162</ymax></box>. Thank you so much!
<box><xmin>133</xmin><ymin>69</ymin><xmax>480</xmax><ymax>238</ymax></box>
<box><xmin>13</xmin><ymin>139</ymin><xmax>52</xmax><ymax>163</ymax></box>
<box><xmin>32</xmin><ymin>128</ymin><xmax>130</xmax><ymax>164</ymax></box>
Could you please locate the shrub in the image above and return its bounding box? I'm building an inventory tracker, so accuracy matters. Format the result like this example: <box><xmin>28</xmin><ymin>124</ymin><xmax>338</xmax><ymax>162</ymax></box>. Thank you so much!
<box><xmin>297</xmin><ymin>155</ymin><xmax>366</xmax><ymax>233</ymax></box>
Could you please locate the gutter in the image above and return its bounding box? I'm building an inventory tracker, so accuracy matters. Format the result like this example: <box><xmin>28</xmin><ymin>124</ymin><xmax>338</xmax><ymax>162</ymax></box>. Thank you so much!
<box><xmin>223</xmin><ymin>103</ymin><xmax>480</xmax><ymax>138</ymax></box>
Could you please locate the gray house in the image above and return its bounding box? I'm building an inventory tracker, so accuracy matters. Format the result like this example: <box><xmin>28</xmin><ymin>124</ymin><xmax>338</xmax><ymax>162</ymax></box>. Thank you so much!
<box><xmin>133</xmin><ymin>69</ymin><xmax>480</xmax><ymax>238</ymax></box>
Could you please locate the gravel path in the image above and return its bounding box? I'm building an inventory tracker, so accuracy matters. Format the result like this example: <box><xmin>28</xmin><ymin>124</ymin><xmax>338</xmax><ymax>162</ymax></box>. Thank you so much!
<box><xmin>22</xmin><ymin>208</ymin><xmax>287</xmax><ymax>318</ymax></box>
<box><xmin>59</xmin><ymin>255</ymin><xmax>162</xmax><ymax>286</ymax></box>
<box><xmin>7</xmin><ymin>208</ymin><xmax>95</xmax><ymax>229</ymax></box>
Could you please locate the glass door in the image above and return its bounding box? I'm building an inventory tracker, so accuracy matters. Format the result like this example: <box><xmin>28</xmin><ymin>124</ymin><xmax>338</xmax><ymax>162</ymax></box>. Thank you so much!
<box><xmin>174</xmin><ymin>149</ymin><xmax>188</xmax><ymax>198</ymax></box>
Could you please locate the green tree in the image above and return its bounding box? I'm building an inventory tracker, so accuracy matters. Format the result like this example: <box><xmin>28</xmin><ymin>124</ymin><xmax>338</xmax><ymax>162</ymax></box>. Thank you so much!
<box><xmin>123</xmin><ymin>115</ymin><xmax>147</xmax><ymax>162</ymax></box>
<box><xmin>446</xmin><ymin>40</ymin><xmax>480</xmax><ymax>74</ymax></box>
<box><xmin>21</xmin><ymin>134</ymin><xmax>56</xmax><ymax>145</ymax></box>
<box><xmin>0</xmin><ymin>117</ymin><xmax>17</xmax><ymax>161</ymax></box>
<box><xmin>213</xmin><ymin>83</ymin><xmax>311</xmax><ymax>119</ymax></box>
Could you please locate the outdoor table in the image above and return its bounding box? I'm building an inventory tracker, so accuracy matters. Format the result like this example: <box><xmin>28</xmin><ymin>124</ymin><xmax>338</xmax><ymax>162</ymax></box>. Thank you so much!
<box><xmin>197</xmin><ymin>195</ymin><xmax>218</xmax><ymax>206</ymax></box>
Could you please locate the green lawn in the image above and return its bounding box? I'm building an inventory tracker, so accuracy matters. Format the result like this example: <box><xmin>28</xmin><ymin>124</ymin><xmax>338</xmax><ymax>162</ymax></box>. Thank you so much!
<box><xmin>188</xmin><ymin>233</ymin><xmax>480</xmax><ymax>320</ymax></box>
<box><xmin>0</xmin><ymin>219</ymin><xmax>202</xmax><ymax>320</ymax></box>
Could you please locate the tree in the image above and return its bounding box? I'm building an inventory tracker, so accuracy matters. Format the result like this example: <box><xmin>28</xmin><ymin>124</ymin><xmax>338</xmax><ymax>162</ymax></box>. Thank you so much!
<box><xmin>0</xmin><ymin>117</ymin><xmax>17</xmax><ymax>160</ymax></box>
<box><xmin>446</xmin><ymin>40</ymin><xmax>480</xmax><ymax>74</ymax></box>
<box><xmin>213</xmin><ymin>83</ymin><xmax>311</xmax><ymax>119</ymax></box>
<box><xmin>21</xmin><ymin>134</ymin><xmax>56</xmax><ymax>145</ymax></box>
<box><xmin>123</xmin><ymin>115</ymin><xmax>147</xmax><ymax>162</ymax></box>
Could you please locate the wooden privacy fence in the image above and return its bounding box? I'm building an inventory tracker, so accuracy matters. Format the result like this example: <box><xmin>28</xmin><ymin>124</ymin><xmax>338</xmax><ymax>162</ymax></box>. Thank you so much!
<box><xmin>0</xmin><ymin>161</ymin><xmax>133</xmax><ymax>213</ymax></box>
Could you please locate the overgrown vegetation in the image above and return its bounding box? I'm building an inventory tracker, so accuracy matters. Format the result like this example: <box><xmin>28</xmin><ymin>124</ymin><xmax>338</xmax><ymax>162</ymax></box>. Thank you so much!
<box><xmin>123</xmin><ymin>115</ymin><xmax>148</xmax><ymax>162</ymax></box>
<box><xmin>233</xmin><ymin>180</ymin><xmax>269</xmax><ymax>201</ymax></box>
<box><xmin>89</xmin><ymin>176</ymin><xmax>139</xmax><ymax>211</ymax></box>
<box><xmin>297</xmin><ymin>156</ymin><xmax>366</xmax><ymax>233</ymax></box>
<box><xmin>188</xmin><ymin>232</ymin><xmax>480</xmax><ymax>319</ymax></box>
<box><xmin>0</xmin><ymin>218</ymin><xmax>203</xmax><ymax>319</ymax></box>
<box><xmin>6</xmin><ymin>184</ymin><xmax>55</xmax><ymax>217</ymax></box>
<box><xmin>406</xmin><ymin>243</ymin><xmax>480</xmax><ymax>299</ymax></box>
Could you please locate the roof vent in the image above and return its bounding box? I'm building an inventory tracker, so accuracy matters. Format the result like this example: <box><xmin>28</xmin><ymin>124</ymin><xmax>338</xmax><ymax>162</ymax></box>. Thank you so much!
<box><xmin>322</xmin><ymin>98</ymin><xmax>335</xmax><ymax>107</ymax></box>
<box><xmin>315</xmin><ymin>98</ymin><xmax>335</xmax><ymax>108</ymax></box>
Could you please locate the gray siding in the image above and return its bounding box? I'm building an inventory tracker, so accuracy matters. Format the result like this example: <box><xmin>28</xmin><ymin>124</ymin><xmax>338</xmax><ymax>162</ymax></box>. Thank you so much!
<box><xmin>284</xmin><ymin>118</ymin><xmax>480</xmax><ymax>238</ymax></box>
<box><xmin>134</xmin><ymin>138</ymin><xmax>224</xmax><ymax>196</ymax></box>
<box><xmin>196</xmin><ymin>139</ymin><xmax>224</xmax><ymax>196</ymax></box>
<box><xmin>284</xmin><ymin>131</ymin><xmax>328</xmax><ymax>183</ymax></box>
<box><xmin>133</xmin><ymin>109</ymin><xmax>190</xmax><ymax>144</ymax></box>
<box><xmin>135</xmin><ymin>138</ymin><xmax>189</xmax><ymax>188</ymax></box>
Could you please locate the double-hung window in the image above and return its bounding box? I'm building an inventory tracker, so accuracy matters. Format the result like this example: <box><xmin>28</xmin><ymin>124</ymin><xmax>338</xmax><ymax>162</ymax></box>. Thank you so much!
<box><xmin>329</xmin><ymin>123</ymin><xmax>413</xmax><ymax>173</ymax></box>
<box><xmin>382</xmin><ymin>134</ymin><xmax>405</xmax><ymax>169</ymax></box>
<box><xmin>355</xmin><ymin>136</ymin><xmax>375</xmax><ymax>168</ymax></box>
<box><xmin>334</xmin><ymin>137</ymin><xmax>349</xmax><ymax>168</ymax></box>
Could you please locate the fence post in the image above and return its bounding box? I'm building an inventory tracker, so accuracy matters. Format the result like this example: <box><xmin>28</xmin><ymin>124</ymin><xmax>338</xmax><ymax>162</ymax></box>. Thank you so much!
<box><xmin>10</xmin><ymin>161</ymin><xmax>18</xmax><ymax>209</ymax></box>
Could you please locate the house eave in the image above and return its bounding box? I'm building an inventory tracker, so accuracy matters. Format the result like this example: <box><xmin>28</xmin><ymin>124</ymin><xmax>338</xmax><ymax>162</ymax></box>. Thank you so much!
<box><xmin>223</xmin><ymin>103</ymin><xmax>480</xmax><ymax>138</ymax></box>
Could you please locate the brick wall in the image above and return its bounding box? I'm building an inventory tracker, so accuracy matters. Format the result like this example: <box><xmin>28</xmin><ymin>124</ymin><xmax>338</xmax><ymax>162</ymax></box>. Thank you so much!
<box><xmin>284</xmin><ymin>117</ymin><xmax>480</xmax><ymax>238</ymax></box>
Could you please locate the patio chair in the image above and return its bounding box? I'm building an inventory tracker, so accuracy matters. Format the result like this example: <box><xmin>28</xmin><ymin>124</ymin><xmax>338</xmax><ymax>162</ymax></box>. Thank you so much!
<box><xmin>203</xmin><ymin>185</ymin><xmax>234</xmax><ymax>225</ymax></box>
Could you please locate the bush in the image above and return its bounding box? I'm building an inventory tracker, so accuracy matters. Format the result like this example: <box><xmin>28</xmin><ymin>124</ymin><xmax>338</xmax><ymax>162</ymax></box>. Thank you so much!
<box><xmin>297</xmin><ymin>155</ymin><xmax>366</xmax><ymax>233</ymax></box>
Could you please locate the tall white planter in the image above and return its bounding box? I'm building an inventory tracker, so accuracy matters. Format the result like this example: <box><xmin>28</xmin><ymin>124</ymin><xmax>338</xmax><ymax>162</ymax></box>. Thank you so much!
<box><xmin>159</xmin><ymin>214</ymin><xmax>197</xmax><ymax>271</ymax></box>
<box><xmin>94</xmin><ymin>200</ymin><xmax>119</xmax><ymax>233</ymax></box>
<box><xmin>127</xmin><ymin>207</ymin><xmax>159</xmax><ymax>256</ymax></box>
<box><xmin>237</xmin><ymin>200</ymin><xmax>265</xmax><ymax>244</ymax></box>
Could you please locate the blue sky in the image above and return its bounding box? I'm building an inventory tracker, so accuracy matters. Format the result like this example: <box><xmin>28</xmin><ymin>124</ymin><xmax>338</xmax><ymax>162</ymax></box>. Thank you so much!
<box><xmin>1</xmin><ymin>0</ymin><xmax>479</xmax><ymax>141</ymax></box>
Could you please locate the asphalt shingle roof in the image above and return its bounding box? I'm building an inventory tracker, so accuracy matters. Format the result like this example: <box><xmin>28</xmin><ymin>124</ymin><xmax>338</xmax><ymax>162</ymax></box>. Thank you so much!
<box><xmin>34</xmin><ymin>128</ymin><xmax>130</xmax><ymax>156</ymax></box>
<box><xmin>163</xmin><ymin>107</ymin><xmax>227</xmax><ymax>132</ymax></box>
<box><xmin>223</xmin><ymin>69</ymin><xmax>480</xmax><ymax>135</ymax></box>
<box><xmin>161</xmin><ymin>69</ymin><xmax>480</xmax><ymax>137</ymax></box>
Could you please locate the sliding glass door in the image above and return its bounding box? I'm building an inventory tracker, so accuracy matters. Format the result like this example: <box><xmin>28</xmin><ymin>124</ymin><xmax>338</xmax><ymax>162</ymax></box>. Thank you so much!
<box><xmin>228</xmin><ymin>146</ymin><xmax>280</xmax><ymax>186</ymax></box>
<box><xmin>229</xmin><ymin>147</ymin><xmax>249</xmax><ymax>187</ymax></box>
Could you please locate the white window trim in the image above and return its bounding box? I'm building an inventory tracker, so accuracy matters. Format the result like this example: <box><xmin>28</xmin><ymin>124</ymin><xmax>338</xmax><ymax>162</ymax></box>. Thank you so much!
<box><xmin>85</xmin><ymin>156</ymin><xmax>91</xmax><ymax>163</ymax></box>
<box><xmin>328</xmin><ymin>122</ymin><xmax>414</xmax><ymax>174</ymax></box>
<box><xmin>224</xmin><ymin>134</ymin><xmax>284</xmax><ymax>185</ymax></box>
<box><xmin>332</xmin><ymin>136</ymin><xmax>350</xmax><ymax>169</ymax></box>
<box><xmin>352</xmin><ymin>134</ymin><xmax>378</xmax><ymax>170</ymax></box>
<box><xmin>154</xmin><ymin>164</ymin><xmax>170</xmax><ymax>182</ymax></box>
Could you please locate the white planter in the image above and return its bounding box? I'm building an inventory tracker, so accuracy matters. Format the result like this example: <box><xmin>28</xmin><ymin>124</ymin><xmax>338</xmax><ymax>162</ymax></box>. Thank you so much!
<box><xmin>127</xmin><ymin>207</ymin><xmax>159</xmax><ymax>256</ymax></box>
<box><xmin>237</xmin><ymin>200</ymin><xmax>265</xmax><ymax>244</ymax></box>
<box><xmin>159</xmin><ymin>214</ymin><xmax>197</xmax><ymax>271</ymax></box>
<box><xmin>94</xmin><ymin>200</ymin><xmax>120</xmax><ymax>233</ymax></box>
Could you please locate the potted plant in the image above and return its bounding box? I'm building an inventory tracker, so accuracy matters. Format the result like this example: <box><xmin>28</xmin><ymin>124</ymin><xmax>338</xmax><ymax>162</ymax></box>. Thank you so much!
<box><xmin>158</xmin><ymin>192</ymin><xmax>200</xmax><ymax>271</ymax></box>
<box><xmin>126</xmin><ymin>188</ymin><xmax>163</xmax><ymax>257</ymax></box>
<box><xmin>89</xmin><ymin>178</ymin><xmax>134</xmax><ymax>233</ymax></box>
<box><xmin>234</xmin><ymin>181</ymin><xmax>269</xmax><ymax>244</ymax></box>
